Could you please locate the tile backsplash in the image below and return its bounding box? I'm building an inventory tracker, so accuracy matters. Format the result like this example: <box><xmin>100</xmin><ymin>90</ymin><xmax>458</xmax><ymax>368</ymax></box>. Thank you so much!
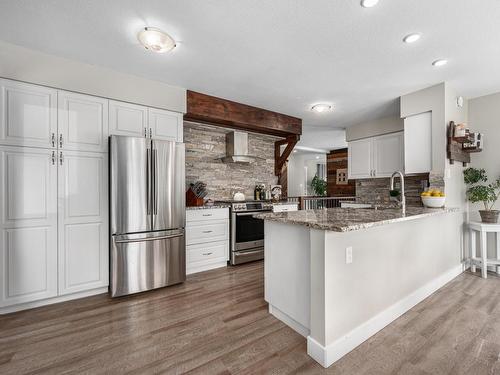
<box><xmin>355</xmin><ymin>174</ymin><xmax>430</xmax><ymax>206</ymax></box>
<box><xmin>184</xmin><ymin>121</ymin><xmax>279</xmax><ymax>201</ymax></box>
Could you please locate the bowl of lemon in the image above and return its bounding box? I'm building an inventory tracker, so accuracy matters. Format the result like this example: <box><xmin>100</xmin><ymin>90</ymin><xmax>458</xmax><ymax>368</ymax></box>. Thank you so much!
<box><xmin>421</xmin><ymin>189</ymin><xmax>445</xmax><ymax>208</ymax></box>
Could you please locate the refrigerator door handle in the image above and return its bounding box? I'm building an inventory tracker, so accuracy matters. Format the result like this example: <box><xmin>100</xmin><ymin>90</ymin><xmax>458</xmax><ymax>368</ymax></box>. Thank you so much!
<box><xmin>114</xmin><ymin>232</ymin><xmax>183</xmax><ymax>244</ymax></box>
<box><xmin>146</xmin><ymin>148</ymin><xmax>151</xmax><ymax>215</ymax></box>
<box><xmin>153</xmin><ymin>148</ymin><xmax>158</xmax><ymax>214</ymax></box>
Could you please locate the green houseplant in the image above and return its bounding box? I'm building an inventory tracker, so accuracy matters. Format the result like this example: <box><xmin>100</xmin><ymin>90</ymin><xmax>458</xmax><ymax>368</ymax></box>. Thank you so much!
<box><xmin>311</xmin><ymin>175</ymin><xmax>327</xmax><ymax>196</ymax></box>
<box><xmin>463</xmin><ymin>167</ymin><xmax>500</xmax><ymax>223</ymax></box>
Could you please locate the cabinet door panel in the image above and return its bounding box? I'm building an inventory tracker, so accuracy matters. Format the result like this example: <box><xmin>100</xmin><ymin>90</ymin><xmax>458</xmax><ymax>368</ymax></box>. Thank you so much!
<box><xmin>149</xmin><ymin>108</ymin><xmax>183</xmax><ymax>142</ymax></box>
<box><xmin>109</xmin><ymin>100</ymin><xmax>147</xmax><ymax>137</ymax></box>
<box><xmin>348</xmin><ymin>139</ymin><xmax>372</xmax><ymax>179</ymax></box>
<box><xmin>0</xmin><ymin>79</ymin><xmax>57</xmax><ymax>149</ymax></box>
<box><xmin>0</xmin><ymin>146</ymin><xmax>58</xmax><ymax>307</ymax></box>
<box><xmin>373</xmin><ymin>133</ymin><xmax>404</xmax><ymax>177</ymax></box>
<box><xmin>404</xmin><ymin>112</ymin><xmax>432</xmax><ymax>174</ymax></box>
<box><xmin>58</xmin><ymin>91</ymin><xmax>108</xmax><ymax>152</ymax></box>
<box><xmin>58</xmin><ymin>151</ymin><xmax>108</xmax><ymax>295</ymax></box>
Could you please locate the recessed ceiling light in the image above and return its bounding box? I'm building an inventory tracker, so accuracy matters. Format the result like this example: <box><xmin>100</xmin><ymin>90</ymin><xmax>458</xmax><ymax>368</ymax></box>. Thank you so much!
<box><xmin>311</xmin><ymin>104</ymin><xmax>332</xmax><ymax>113</ymax></box>
<box><xmin>403</xmin><ymin>33</ymin><xmax>421</xmax><ymax>44</ymax></box>
<box><xmin>432</xmin><ymin>59</ymin><xmax>448</xmax><ymax>67</ymax></box>
<box><xmin>361</xmin><ymin>0</ymin><xmax>379</xmax><ymax>8</ymax></box>
<box><xmin>293</xmin><ymin>150</ymin><xmax>298</xmax><ymax>153</ymax></box>
<box><xmin>315</xmin><ymin>156</ymin><xmax>320</xmax><ymax>159</ymax></box>
<box><xmin>137</xmin><ymin>27</ymin><xmax>176</xmax><ymax>53</ymax></box>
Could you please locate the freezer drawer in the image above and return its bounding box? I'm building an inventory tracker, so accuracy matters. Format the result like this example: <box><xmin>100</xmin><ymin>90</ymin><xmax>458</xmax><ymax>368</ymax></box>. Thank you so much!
<box><xmin>110</xmin><ymin>230</ymin><xmax>185</xmax><ymax>297</ymax></box>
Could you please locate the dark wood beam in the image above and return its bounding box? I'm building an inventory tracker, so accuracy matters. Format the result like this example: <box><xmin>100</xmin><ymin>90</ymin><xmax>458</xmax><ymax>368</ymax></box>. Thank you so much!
<box><xmin>274</xmin><ymin>135</ymin><xmax>299</xmax><ymax>196</ymax></box>
<box><xmin>185</xmin><ymin>91</ymin><xmax>302</xmax><ymax>137</ymax></box>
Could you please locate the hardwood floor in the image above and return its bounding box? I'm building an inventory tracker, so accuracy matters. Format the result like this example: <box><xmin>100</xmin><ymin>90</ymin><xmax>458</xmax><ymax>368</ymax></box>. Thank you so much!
<box><xmin>1</xmin><ymin>262</ymin><xmax>500</xmax><ymax>374</ymax></box>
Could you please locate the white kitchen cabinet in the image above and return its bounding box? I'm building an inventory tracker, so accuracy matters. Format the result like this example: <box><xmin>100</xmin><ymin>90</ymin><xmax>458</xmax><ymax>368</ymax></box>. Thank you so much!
<box><xmin>373</xmin><ymin>132</ymin><xmax>404</xmax><ymax>177</ymax></box>
<box><xmin>404</xmin><ymin>111</ymin><xmax>432</xmax><ymax>174</ymax></box>
<box><xmin>348</xmin><ymin>138</ymin><xmax>373</xmax><ymax>179</ymax></box>
<box><xmin>58</xmin><ymin>91</ymin><xmax>109</xmax><ymax>152</ymax></box>
<box><xmin>0</xmin><ymin>146</ymin><xmax>58</xmax><ymax>307</ymax></box>
<box><xmin>186</xmin><ymin>208</ymin><xmax>229</xmax><ymax>275</ymax></box>
<box><xmin>348</xmin><ymin>132</ymin><xmax>404</xmax><ymax>179</ymax></box>
<box><xmin>109</xmin><ymin>100</ymin><xmax>183</xmax><ymax>142</ymax></box>
<box><xmin>148</xmin><ymin>108</ymin><xmax>183</xmax><ymax>142</ymax></box>
<box><xmin>0</xmin><ymin>79</ymin><xmax>57</xmax><ymax>149</ymax></box>
<box><xmin>109</xmin><ymin>100</ymin><xmax>148</xmax><ymax>138</ymax></box>
<box><xmin>58</xmin><ymin>151</ymin><xmax>108</xmax><ymax>295</ymax></box>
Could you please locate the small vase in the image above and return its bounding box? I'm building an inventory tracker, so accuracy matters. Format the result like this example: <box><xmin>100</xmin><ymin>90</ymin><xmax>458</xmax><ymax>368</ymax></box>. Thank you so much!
<box><xmin>479</xmin><ymin>210</ymin><xmax>500</xmax><ymax>224</ymax></box>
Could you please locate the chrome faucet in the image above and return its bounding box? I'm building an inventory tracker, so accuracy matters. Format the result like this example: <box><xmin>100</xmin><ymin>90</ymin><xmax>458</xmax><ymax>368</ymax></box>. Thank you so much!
<box><xmin>390</xmin><ymin>171</ymin><xmax>406</xmax><ymax>214</ymax></box>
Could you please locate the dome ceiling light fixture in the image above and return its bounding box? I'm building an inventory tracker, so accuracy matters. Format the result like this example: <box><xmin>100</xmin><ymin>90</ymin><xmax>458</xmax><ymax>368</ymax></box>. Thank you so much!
<box><xmin>137</xmin><ymin>27</ymin><xmax>176</xmax><ymax>53</ymax></box>
<box><xmin>311</xmin><ymin>103</ymin><xmax>333</xmax><ymax>113</ymax></box>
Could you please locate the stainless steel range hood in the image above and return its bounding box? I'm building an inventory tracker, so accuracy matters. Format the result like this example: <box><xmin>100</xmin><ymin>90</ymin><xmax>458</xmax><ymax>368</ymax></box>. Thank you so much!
<box><xmin>221</xmin><ymin>131</ymin><xmax>263</xmax><ymax>163</ymax></box>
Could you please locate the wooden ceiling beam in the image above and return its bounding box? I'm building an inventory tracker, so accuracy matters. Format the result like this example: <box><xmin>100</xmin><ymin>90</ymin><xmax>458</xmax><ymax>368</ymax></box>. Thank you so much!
<box><xmin>184</xmin><ymin>90</ymin><xmax>302</xmax><ymax>138</ymax></box>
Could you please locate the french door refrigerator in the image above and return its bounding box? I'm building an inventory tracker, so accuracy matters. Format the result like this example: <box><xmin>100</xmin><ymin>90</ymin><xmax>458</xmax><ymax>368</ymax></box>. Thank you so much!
<box><xmin>110</xmin><ymin>135</ymin><xmax>185</xmax><ymax>297</ymax></box>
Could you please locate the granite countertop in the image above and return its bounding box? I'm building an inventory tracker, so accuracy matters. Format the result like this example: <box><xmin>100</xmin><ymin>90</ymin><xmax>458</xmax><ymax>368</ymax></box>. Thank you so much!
<box><xmin>186</xmin><ymin>204</ymin><xmax>231</xmax><ymax>210</ymax></box>
<box><xmin>254</xmin><ymin>207</ymin><xmax>459</xmax><ymax>232</ymax></box>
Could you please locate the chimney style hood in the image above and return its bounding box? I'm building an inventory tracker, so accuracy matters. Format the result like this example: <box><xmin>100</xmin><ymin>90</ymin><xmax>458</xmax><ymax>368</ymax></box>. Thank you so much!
<box><xmin>221</xmin><ymin>131</ymin><xmax>263</xmax><ymax>163</ymax></box>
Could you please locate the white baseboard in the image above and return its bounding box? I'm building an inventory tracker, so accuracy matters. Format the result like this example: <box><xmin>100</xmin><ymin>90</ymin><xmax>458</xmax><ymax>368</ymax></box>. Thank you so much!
<box><xmin>307</xmin><ymin>264</ymin><xmax>463</xmax><ymax>368</ymax></box>
<box><xmin>269</xmin><ymin>304</ymin><xmax>310</xmax><ymax>338</ymax></box>
<box><xmin>0</xmin><ymin>287</ymin><xmax>109</xmax><ymax>315</ymax></box>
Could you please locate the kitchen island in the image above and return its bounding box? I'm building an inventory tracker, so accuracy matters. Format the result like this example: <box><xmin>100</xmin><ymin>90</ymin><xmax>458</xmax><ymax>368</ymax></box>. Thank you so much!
<box><xmin>255</xmin><ymin>207</ymin><xmax>463</xmax><ymax>368</ymax></box>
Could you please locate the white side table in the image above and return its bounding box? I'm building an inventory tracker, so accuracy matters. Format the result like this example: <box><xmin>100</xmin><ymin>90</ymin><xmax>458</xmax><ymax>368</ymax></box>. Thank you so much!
<box><xmin>469</xmin><ymin>221</ymin><xmax>500</xmax><ymax>278</ymax></box>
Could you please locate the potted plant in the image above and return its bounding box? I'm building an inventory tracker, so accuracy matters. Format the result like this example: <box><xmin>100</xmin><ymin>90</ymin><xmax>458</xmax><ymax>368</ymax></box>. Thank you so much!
<box><xmin>311</xmin><ymin>175</ymin><xmax>327</xmax><ymax>196</ymax></box>
<box><xmin>463</xmin><ymin>168</ymin><xmax>500</xmax><ymax>223</ymax></box>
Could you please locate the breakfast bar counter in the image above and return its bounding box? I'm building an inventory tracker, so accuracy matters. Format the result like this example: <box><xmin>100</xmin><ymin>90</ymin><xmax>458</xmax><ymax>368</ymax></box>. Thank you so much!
<box><xmin>255</xmin><ymin>207</ymin><xmax>464</xmax><ymax>368</ymax></box>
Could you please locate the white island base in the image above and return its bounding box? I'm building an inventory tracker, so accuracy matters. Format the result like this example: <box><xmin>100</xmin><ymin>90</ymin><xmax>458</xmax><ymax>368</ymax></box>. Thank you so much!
<box><xmin>263</xmin><ymin>210</ymin><xmax>463</xmax><ymax>368</ymax></box>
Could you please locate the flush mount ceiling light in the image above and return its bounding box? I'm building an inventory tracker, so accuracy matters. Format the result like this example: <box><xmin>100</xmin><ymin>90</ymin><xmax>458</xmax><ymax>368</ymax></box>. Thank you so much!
<box><xmin>403</xmin><ymin>33</ymin><xmax>421</xmax><ymax>44</ymax></box>
<box><xmin>137</xmin><ymin>27</ymin><xmax>176</xmax><ymax>53</ymax></box>
<box><xmin>311</xmin><ymin>104</ymin><xmax>332</xmax><ymax>113</ymax></box>
<box><xmin>432</xmin><ymin>59</ymin><xmax>448</xmax><ymax>67</ymax></box>
<box><xmin>361</xmin><ymin>0</ymin><xmax>379</xmax><ymax>8</ymax></box>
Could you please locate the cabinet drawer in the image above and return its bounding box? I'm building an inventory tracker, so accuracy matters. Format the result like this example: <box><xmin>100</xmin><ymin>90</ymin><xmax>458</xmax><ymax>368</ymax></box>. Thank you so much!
<box><xmin>187</xmin><ymin>241</ymin><xmax>228</xmax><ymax>264</ymax></box>
<box><xmin>186</xmin><ymin>207</ymin><xmax>229</xmax><ymax>222</ymax></box>
<box><xmin>186</xmin><ymin>220</ymin><xmax>228</xmax><ymax>245</ymax></box>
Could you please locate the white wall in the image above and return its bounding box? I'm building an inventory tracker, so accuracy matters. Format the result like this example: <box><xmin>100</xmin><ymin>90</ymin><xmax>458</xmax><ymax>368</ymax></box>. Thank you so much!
<box><xmin>0</xmin><ymin>41</ymin><xmax>186</xmax><ymax>113</ymax></box>
<box><xmin>469</xmin><ymin>92</ymin><xmax>500</xmax><ymax>258</ymax></box>
<box><xmin>287</xmin><ymin>152</ymin><xmax>327</xmax><ymax>196</ymax></box>
<box><xmin>345</xmin><ymin>115</ymin><xmax>404</xmax><ymax>142</ymax></box>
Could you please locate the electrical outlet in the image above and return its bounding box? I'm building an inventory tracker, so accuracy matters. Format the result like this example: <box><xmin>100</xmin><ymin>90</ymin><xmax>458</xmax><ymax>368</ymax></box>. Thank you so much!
<box><xmin>346</xmin><ymin>246</ymin><xmax>353</xmax><ymax>264</ymax></box>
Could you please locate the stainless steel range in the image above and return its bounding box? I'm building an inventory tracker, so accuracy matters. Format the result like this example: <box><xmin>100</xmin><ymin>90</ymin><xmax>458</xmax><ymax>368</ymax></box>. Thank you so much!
<box><xmin>219</xmin><ymin>200</ymin><xmax>272</xmax><ymax>265</ymax></box>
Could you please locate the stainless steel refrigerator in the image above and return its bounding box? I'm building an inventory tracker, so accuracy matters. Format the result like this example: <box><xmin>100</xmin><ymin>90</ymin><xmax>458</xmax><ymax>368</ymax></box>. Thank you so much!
<box><xmin>109</xmin><ymin>135</ymin><xmax>186</xmax><ymax>297</ymax></box>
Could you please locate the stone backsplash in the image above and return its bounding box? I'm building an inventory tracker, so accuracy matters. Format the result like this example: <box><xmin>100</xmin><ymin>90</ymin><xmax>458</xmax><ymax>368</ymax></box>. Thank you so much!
<box><xmin>355</xmin><ymin>174</ymin><xmax>430</xmax><ymax>206</ymax></box>
<box><xmin>184</xmin><ymin>121</ymin><xmax>279</xmax><ymax>201</ymax></box>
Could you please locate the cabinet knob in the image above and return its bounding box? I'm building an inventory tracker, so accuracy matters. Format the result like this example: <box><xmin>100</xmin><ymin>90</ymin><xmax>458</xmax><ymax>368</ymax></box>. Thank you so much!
<box><xmin>59</xmin><ymin>134</ymin><xmax>63</xmax><ymax>148</ymax></box>
<box><xmin>59</xmin><ymin>151</ymin><xmax>64</xmax><ymax>165</ymax></box>
<box><xmin>51</xmin><ymin>133</ymin><xmax>56</xmax><ymax>148</ymax></box>
<box><xmin>202</xmin><ymin>252</ymin><xmax>213</xmax><ymax>256</ymax></box>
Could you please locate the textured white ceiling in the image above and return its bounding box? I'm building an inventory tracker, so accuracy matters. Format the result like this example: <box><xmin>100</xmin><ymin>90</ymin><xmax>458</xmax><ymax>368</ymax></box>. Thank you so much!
<box><xmin>0</xmin><ymin>0</ymin><xmax>499</xmax><ymax>140</ymax></box>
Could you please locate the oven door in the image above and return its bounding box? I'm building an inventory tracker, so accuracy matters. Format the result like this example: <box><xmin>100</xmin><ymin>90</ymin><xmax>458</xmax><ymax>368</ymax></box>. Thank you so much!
<box><xmin>232</xmin><ymin>211</ymin><xmax>267</xmax><ymax>251</ymax></box>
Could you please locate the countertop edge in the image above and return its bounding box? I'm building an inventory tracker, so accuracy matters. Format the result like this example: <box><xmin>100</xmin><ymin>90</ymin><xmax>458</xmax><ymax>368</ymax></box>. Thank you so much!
<box><xmin>255</xmin><ymin>207</ymin><xmax>461</xmax><ymax>232</ymax></box>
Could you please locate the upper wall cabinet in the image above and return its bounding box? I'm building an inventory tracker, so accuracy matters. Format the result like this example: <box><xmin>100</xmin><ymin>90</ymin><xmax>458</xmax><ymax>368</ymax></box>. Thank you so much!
<box><xmin>109</xmin><ymin>100</ymin><xmax>183</xmax><ymax>142</ymax></box>
<box><xmin>348</xmin><ymin>132</ymin><xmax>404</xmax><ymax>179</ymax></box>
<box><xmin>58</xmin><ymin>91</ymin><xmax>109</xmax><ymax>153</ymax></box>
<box><xmin>109</xmin><ymin>100</ymin><xmax>148</xmax><ymax>138</ymax></box>
<box><xmin>404</xmin><ymin>111</ymin><xmax>432</xmax><ymax>174</ymax></box>
<box><xmin>149</xmin><ymin>108</ymin><xmax>183</xmax><ymax>142</ymax></box>
<box><xmin>0</xmin><ymin>79</ymin><xmax>57</xmax><ymax>149</ymax></box>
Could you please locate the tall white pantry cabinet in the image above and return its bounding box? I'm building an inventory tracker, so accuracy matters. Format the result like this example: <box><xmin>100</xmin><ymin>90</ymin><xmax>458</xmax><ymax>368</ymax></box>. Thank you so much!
<box><xmin>0</xmin><ymin>78</ymin><xmax>183</xmax><ymax>312</ymax></box>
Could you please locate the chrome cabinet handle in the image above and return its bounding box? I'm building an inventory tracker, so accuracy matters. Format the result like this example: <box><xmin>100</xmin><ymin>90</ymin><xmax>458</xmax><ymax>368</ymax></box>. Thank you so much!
<box><xmin>51</xmin><ymin>133</ymin><xmax>56</xmax><ymax>147</ymax></box>
<box><xmin>59</xmin><ymin>134</ymin><xmax>63</xmax><ymax>148</ymax></box>
<box><xmin>149</xmin><ymin>128</ymin><xmax>152</xmax><ymax>138</ymax></box>
<box><xmin>51</xmin><ymin>151</ymin><xmax>56</xmax><ymax>165</ymax></box>
<box><xmin>59</xmin><ymin>151</ymin><xmax>63</xmax><ymax>165</ymax></box>
<box><xmin>202</xmin><ymin>214</ymin><xmax>213</xmax><ymax>217</ymax></box>
<box><xmin>144</xmin><ymin>127</ymin><xmax>147</xmax><ymax>137</ymax></box>
<box><xmin>202</xmin><ymin>252</ymin><xmax>213</xmax><ymax>256</ymax></box>
<box><xmin>202</xmin><ymin>230</ymin><xmax>213</xmax><ymax>233</ymax></box>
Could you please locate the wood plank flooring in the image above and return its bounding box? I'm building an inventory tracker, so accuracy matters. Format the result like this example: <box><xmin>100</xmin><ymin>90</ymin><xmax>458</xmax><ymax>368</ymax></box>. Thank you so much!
<box><xmin>1</xmin><ymin>262</ymin><xmax>500</xmax><ymax>374</ymax></box>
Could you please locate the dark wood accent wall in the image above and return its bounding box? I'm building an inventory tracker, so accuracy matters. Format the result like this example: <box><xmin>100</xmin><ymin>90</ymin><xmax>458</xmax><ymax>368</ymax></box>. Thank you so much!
<box><xmin>185</xmin><ymin>91</ymin><xmax>302</xmax><ymax>137</ymax></box>
<box><xmin>327</xmin><ymin>148</ymin><xmax>356</xmax><ymax>197</ymax></box>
